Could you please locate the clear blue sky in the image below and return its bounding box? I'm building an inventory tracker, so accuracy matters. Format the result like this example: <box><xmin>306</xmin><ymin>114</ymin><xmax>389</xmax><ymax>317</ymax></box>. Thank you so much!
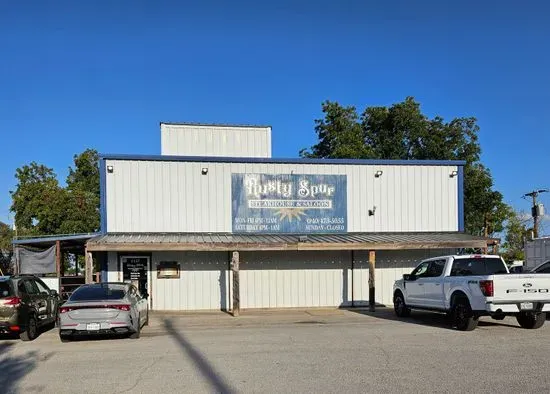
<box><xmin>1</xmin><ymin>1</ymin><xmax>549</xmax><ymax>232</ymax></box>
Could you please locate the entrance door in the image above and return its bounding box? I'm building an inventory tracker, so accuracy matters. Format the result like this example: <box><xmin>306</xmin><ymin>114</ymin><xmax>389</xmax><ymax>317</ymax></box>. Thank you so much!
<box><xmin>120</xmin><ymin>256</ymin><xmax>151</xmax><ymax>308</ymax></box>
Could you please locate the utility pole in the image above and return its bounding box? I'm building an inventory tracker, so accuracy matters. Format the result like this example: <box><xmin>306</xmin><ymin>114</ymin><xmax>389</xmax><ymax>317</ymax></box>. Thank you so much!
<box><xmin>523</xmin><ymin>189</ymin><xmax>549</xmax><ymax>238</ymax></box>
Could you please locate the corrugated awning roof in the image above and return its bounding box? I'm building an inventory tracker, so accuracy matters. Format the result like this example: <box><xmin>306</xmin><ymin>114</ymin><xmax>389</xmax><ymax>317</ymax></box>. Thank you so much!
<box><xmin>86</xmin><ymin>232</ymin><xmax>496</xmax><ymax>252</ymax></box>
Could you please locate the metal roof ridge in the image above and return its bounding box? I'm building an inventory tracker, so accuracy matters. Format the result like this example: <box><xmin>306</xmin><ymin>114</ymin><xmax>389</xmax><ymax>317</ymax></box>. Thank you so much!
<box><xmin>160</xmin><ymin>121</ymin><xmax>272</xmax><ymax>128</ymax></box>
<box><xmin>99</xmin><ymin>154</ymin><xmax>467</xmax><ymax>167</ymax></box>
<box><xmin>13</xmin><ymin>232</ymin><xmax>100</xmax><ymax>245</ymax></box>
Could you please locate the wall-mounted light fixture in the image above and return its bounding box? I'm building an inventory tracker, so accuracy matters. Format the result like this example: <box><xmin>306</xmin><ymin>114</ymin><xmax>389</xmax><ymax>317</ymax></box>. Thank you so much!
<box><xmin>369</xmin><ymin>206</ymin><xmax>377</xmax><ymax>216</ymax></box>
<box><xmin>201</xmin><ymin>168</ymin><xmax>209</xmax><ymax>175</ymax></box>
<box><xmin>375</xmin><ymin>170</ymin><xmax>383</xmax><ymax>178</ymax></box>
<box><xmin>450</xmin><ymin>170</ymin><xmax>458</xmax><ymax>178</ymax></box>
<box><xmin>107</xmin><ymin>165</ymin><xmax>114</xmax><ymax>173</ymax></box>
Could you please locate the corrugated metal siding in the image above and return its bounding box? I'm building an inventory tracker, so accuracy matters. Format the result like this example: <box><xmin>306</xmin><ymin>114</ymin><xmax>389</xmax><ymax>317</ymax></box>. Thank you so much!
<box><xmin>525</xmin><ymin>238</ymin><xmax>550</xmax><ymax>270</ymax></box>
<box><xmin>161</xmin><ymin>124</ymin><xmax>272</xmax><ymax>158</ymax></box>
<box><xmin>105</xmin><ymin>160</ymin><xmax>459</xmax><ymax>233</ymax></box>
<box><xmin>151</xmin><ymin>251</ymin><xmax>229</xmax><ymax>311</ymax></box>
<box><xmin>103</xmin><ymin>249</ymin><xmax>458</xmax><ymax>310</ymax></box>
<box><xmin>240</xmin><ymin>251</ymin><xmax>351</xmax><ymax>308</ymax></box>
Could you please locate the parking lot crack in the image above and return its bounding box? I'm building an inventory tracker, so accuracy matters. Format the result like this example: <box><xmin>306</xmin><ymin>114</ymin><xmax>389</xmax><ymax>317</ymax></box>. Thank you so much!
<box><xmin>116</xmin><ymin>356</ymin><xmax>163</xmax><ymax>394</ymax></box>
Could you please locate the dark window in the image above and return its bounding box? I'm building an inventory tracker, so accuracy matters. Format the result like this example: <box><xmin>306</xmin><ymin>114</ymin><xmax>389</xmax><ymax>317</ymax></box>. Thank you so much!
<box><xmin>426</xmin><ymin>260</ymin><xmax>446</xmax><ymax>277</ymax></box>
<box><xmin>411</xmin><ymin>262</ymin><xmax>430</xmax><ymax>278</ymax></box>
<box><xmin>535</xmin><ymin>263</ymin><xmax>550</xmax><ymax>274</ymax></box>
<box><xmin>450</xmin><ymin>257</ymin><xmax>507</xmax><ymax>276</ymax></box>
<box><xmin>0</xmin><ymin>281</ymin><xmax>12</xmax><ymax>298</ymax></box>
<box><xmin>69</xmin><ymin>285</ymin><xmax>126</xmax><ymax>301</ymax></box>
<box><xmin>24</xmin><ymin>280</ymin><xmax>39</xmax><ymax>295</ymax></box>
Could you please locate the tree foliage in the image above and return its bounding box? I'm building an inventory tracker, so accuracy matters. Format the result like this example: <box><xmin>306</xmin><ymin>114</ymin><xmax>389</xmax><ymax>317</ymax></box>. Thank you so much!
<box><xmin>10</xmin><ymin>150</ymin><xmax>101</xmax><ymax>237</ymax></box>
<box><xmin>0</xmin><ymin>221</ymin><xmax>14</xmax><ymax>274</ymax></box>
<box><xmin>502</xmin><ymin>211</ymin><xmax>531</xmax><ymax>262</ymax></box>
<box><xmin>10</xmin><ymin>163</ymin><xmax>67</xmax><ymax>235</ymax></box>
<box><xmin>301</xmin><ymin>97</ymin><xmax>509</xmax><ymax>236</ymax></box>
<box><xmin>63</xmin><ymin>149</ymin><xmax>100</xmax><ymax>233</ymax></box>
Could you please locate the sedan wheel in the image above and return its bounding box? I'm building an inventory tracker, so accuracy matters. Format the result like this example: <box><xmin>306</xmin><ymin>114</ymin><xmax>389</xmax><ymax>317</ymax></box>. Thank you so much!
<box><xmin>129</xmin><ymin>315</ymin><xmax>141</xmax><ymax>339</ymax></box>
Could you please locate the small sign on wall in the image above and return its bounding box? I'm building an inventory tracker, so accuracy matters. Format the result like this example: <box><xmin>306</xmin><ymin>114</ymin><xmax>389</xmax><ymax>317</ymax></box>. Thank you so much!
<box><xmin>157</xmin><ymin>261</ymin><xmax>180</xmax><ymax>279</ymax></box>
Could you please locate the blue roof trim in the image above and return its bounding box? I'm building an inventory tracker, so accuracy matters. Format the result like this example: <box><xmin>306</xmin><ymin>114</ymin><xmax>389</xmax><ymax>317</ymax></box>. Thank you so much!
<box><xmin>99</xmin><ymin>158</ymin><xmax>107</xmax><ymax>234</ymax></box>
<box><xmin>457</xmin><ymin>166</ymin><xmax>465</xmax><ymax>232</ymax></box>
<box><xmin>99</xmin><ymin>153</ymin><xmax>466</xmax><ymax>167</ymax></box>
<box><xmin>12</xmin><ymin>233</ymin><xmax>99</xmax><ymax>245</ymax></box>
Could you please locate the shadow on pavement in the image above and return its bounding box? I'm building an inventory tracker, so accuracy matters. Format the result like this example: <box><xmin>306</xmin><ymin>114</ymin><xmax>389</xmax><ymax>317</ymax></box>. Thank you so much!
<box><xmin>163</xmin><ymin>318</ymin><xmax>235</xmax><ymax>394</ymax></box>
<box><xmin>0</xmin><ymin>343</ymin><xmax>37</xmax><ymax>394</ymax></box>
<box><xmin>345</xmin><ymin>307</ymin><xmax>521</xmax><ymax>330</ymax></box>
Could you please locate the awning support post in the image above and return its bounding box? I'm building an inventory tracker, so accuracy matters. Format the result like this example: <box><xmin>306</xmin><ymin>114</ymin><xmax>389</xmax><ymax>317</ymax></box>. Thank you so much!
<box><xmin>56</xmin><ymin>241</ymin><xmax>61</xmax><ymax>278</ymax></box>
<box><xmin>369</xmin><ymin>250</ymin><xmax>376</xmax><ymax>312</ymax></box>
<box><xmin>231</xmin><ymin>251</ymin><xmax>240</xmax><ymax>317</ymax></box>
<box><xmin>85</xmin><ymin>247</ymin><xmax>93</xmax><ymax>284</ymax></box>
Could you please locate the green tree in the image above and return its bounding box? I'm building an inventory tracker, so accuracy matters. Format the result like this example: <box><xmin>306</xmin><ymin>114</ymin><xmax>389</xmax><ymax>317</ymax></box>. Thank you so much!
<box><xmin>502</xmin><ymin>211</ymin><xmax>531</xmax><ymax>262</ymax></box>
<box><xmin>10</xmin><ymin>149</ymin><xmax>101</xmax><ymax>237</ymax></box>
<box><xmin>0</xmin><ymin>221</ymin><xmax>14</xmax><ymax>274</ymax></box>
<box><xmin>300</xmin><ymin>101</ymin><xmax>372</xmax><ymax>159</ymax></box>
<box><xmin>62</xmin><ymin>149</ymin><xmax>100</xmax><ymax>233</ymax></box>
<box><xmin>67</xmin><ymin>148</ymin><xmax>100</xmax><ymax>196</ymax></box>
<box><xmin>10</xmin><ymin>162</ymin><xmax>68</xmax><ymax>236</ymax></box>
<box><xmin>301</xmin><ymin>97</ymin><xmax>508</xmax><ymax>236</ymax></box>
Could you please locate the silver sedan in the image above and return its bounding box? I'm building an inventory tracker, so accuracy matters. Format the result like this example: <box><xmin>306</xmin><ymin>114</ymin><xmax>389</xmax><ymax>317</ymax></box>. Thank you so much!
<box><xmin>58</xmin><ymin>282</ymin><xmax>148</xmax><ymax>341</ymax></box>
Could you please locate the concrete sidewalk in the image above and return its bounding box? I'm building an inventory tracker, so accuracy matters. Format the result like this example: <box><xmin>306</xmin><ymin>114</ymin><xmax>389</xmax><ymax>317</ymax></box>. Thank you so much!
<box><xmin>148</xmin><ymin>307</ymin><xmax>396</xmax><ymax>329</ymax></box>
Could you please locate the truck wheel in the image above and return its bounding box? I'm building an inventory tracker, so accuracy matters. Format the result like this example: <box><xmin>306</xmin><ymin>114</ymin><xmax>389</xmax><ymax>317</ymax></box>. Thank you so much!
<box><xmin>394</xmin><ymin>292</ymin><xmax>411</xmax><ymax>317</ymax></box>
<box><xmin>452</xmin><ymin>298</ymin><xmax>478</xmax><ymax>331</ymax></box>
<box><xmin>516</xmin><ymin>312</ymin><xmax>545</xmax><ymax>329</ymax></box>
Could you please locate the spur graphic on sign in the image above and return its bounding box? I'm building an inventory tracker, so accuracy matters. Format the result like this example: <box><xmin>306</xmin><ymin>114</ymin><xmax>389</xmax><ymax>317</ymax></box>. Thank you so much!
<box><xmin>231</xmin><ymin>173</ymin><xmax>347</xmax><ymax>233</ymax></box>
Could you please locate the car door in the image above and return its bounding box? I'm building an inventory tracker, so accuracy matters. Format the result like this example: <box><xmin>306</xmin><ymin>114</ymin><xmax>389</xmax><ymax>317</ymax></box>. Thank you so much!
<box><xmin>422</xmin><ymin>259</ymin><xmax>446</xmax><ymax>309</ymax></box>
<box><xmin>34</xmin><ymin>279</ymin><xmax>54</xmax><ymax>322</ymax></box>
<box><xmin>128</xmin><ymin>285</ymin><xmax>145</xmax><ymax>326</ymax></box>
<box><xmin>405</xmin><ymin>261</ymin><xmax>430</xmax><ymax>306</ymax></box>
<box><xmin>22</xmin><ymin>280</ymin><xmax>47</xmax><ymax>323</ymax></box>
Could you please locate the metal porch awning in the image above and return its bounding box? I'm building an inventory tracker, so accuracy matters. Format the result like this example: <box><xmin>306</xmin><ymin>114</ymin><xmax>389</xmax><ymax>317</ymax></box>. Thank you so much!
<box><xmin>86</xmin><ymin>232</ymin><xmax>496</xmax><ymax>252</ymax></box>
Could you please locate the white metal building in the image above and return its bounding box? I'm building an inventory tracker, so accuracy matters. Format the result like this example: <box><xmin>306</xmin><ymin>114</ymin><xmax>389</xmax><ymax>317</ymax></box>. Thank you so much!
<box><xmin>86</xmin><ymin>122</ymin><xmax>492</xmax><ymax>311</ymax></box>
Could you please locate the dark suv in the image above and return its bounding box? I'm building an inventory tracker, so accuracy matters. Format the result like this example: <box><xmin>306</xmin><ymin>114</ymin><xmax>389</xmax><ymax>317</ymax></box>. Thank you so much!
<box><xmin>0</xmin><ymin>275</ymin><xmax>61</xmax><ymax>341</ymax></box>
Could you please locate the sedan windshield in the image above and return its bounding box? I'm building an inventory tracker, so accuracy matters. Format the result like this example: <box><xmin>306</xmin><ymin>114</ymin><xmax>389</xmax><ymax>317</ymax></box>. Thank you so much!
<box><xmin>69</xmin><ymin>285</ymin><xmax>126</xmax><ymax>301</ymax></box>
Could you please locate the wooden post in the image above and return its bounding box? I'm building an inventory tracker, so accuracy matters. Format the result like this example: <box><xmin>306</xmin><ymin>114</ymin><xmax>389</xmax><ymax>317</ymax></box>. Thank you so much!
<box><xmin>14</xmin><ymin>247</ymin><xmax>19</xmax><ymax>275</ymax></box>
<box><xmin>55</xmin><ymin>241</ymin><xmax>61</xmax><ymax>278</ymax></box>
<box><xmin>368</xmin><ymin>250</ymin><xmax>376</xmax><ymax>312</ymax></box>
<box><xmin>231</xmin><ymin>251</ymin><xmax>240</xmax><ymax>317</ymax></box>
<box><xmin>84</xmin><ymin>247</ymin><xmax>93</xmax><ymax>284</ymax></box>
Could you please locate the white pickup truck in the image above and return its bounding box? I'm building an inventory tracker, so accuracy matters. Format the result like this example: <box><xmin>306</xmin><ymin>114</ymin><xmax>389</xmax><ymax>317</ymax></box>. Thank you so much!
<box><xmin>393</xmin><ymin>254</ymin><xmax>550</xmax><ymax>331</ymax></box>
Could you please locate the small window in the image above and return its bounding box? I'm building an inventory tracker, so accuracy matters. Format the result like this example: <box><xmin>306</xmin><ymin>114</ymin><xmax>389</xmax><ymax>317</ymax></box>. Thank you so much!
<box><xmin>0</xmin><ymin>281</ymin><xmax>12</xmax><ymax>298</ymax></box>
<box><xmin>24</xmin><ymin>280</ymin><xmax>40</xmax><ymax>295</ymax></box>
<box><xmin>69</xmin><ymin>285</ymin><xmax>126</xmax><ymax>301</ymax></box>
<box><xmin>411</xmin><ymin>262</ymin><xmax>430</xmax><ymax>278</ymax></box>
<box><xmin>426</xmin><ymin>260</ymin><xmax>446</xmax><ymax>277</ymax></box>
<box><xmin>451</xmin><ymin>257</ymin><xmax>507</xmax><ymax>276</ymax></box>
<box><xmin>535</xmin><ymin>262</ymin><xmax>550</xmax><ymax>274</ymax></box>
<box><xmin>34</xmin><ymin>280</ymin><xmax>50</xmax><ymax>295</ymax></box>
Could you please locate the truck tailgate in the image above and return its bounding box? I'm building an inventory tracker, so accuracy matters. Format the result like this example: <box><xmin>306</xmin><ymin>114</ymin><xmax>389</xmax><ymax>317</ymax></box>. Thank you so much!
<box><xmin>492</xmin><ymin>274</ymin><xmax>550</xmax><ymax>303</ymax></box>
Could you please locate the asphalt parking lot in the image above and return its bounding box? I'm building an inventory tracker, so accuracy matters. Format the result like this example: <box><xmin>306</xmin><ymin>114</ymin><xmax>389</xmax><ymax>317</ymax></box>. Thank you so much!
<box><xmin>2</xmin><ymin>308</ymin><xmax>550</xmax><ymax>394</ymax></box>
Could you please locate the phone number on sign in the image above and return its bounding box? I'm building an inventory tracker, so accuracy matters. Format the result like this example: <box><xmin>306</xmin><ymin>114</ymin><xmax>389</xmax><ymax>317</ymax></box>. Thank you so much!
<box><xmin>306</xmin><ymin>218</ymin><xmax>345</xmax><ymax>224</ymax></box>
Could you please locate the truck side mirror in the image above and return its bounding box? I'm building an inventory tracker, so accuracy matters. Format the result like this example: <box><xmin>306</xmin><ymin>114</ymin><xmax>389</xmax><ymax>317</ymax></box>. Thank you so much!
<box><xmin>403</xmin><ymin>274</ymin><xmax>416</xmax><ymax>281</ymax></box>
